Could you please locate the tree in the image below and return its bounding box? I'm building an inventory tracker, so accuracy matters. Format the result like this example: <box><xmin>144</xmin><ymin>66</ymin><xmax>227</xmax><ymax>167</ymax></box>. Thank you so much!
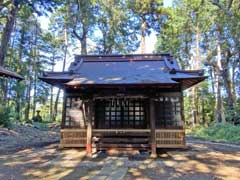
<box><xmin>155</xmin><ymin>0</ymin><xmax>240</xmax><ymax>125</ymax></box>
<box><xmin>92</xmin><ymin>0</ymin><xmax>139</xmax><ymax>54</ymax></box>
<box><xmin>0</xmin><ymin>0</ymin><xmax>58</xmax><ymax>66</ymax></box>
<box><xmin>65</xmin><ymin>0</ymin><xmax>97</xmax><ymax>55</ymax></box>
<box><xmin>127</xmin><ymin>0</ymin><xmax>163</xmax><ymax>53</ymax></box>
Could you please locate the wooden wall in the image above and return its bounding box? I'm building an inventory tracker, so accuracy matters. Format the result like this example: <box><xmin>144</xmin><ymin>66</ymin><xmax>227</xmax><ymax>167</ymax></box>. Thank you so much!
<box><xmin>61</xmin><ymin>91</ymin><xmax>184</xmax><ymax>129</ymax></box>
<box><xmin>62</xmin><ymin>95</ymin><xmax>88</xmax><ymax>128</ymax></box>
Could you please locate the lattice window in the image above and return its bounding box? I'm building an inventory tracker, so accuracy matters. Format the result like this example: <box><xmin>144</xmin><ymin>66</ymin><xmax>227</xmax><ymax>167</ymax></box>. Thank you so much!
<box><xmin>155</xmin><ymin>96</ymin><xmax>182</xmax><ymax>128</ymax></box>
<box><xmin>95</xmin><ymin>98</ymin><xmax>146</xmax><ymax>129</ymax></box>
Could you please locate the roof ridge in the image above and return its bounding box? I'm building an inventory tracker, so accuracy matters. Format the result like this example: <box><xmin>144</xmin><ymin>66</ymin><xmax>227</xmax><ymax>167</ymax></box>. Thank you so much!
<box><xmin>74</xmin><ymin>53</ymin><xmax>173</xmax><ymax>57</ymax></box>
<box><xmin>74</xmin><ymin>54</ymin><xmax>173</xmax><ymax>62</ymax></box>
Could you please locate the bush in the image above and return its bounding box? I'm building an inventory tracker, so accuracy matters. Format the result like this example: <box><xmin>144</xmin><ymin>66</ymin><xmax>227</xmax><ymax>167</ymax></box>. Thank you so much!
<box><xmin>0</xmin><ymin>105</ymin><xmax>13</xmax><ymax>128</ymax></box>
<box><xmin>189</xmin><ymin>123</ymin><xmax>240</xmax><ymax>143</ymax></box>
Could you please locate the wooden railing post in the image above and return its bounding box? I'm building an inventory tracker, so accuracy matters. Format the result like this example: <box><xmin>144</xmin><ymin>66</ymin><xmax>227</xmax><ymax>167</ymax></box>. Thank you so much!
<box><xmin>86</xmin><ymin>100</ymin><xmax>93</xmax><ymax>157</ymax></box>
<box><xmin>150</xmin><ymin>98</ymin><xmax>157</xmax><ymax>158</ymax></box>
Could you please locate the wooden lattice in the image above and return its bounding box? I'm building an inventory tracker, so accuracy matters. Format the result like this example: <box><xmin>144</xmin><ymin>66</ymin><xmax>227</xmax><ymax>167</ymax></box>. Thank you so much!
<box><xmin>60</xmin><ymin>129</ymin><xmax>86</xmax><ymax>147</ymax></box>
<box><xmin>95</xmin><ymin>98</ymin><xmax>147</xmax><ymax>129</ymax></box>
<box><xmin>156</xmin><ymin>130</ymin><xmax>185</xmax><ymax>148</ymax></box>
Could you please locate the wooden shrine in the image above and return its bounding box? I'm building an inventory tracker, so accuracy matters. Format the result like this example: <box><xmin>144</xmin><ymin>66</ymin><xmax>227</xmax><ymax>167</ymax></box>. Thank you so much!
<box><xmin>40</xmin><ymin>54</ymin><xmax>206</xmax><ymax>157</ymax></box>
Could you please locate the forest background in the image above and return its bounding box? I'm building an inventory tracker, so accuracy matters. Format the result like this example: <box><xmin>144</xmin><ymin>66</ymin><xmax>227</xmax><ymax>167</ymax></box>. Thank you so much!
<box><xmin>0</xmin><ymin>0</ymin><xmax>239</xmax><ymax>135</ymax></box>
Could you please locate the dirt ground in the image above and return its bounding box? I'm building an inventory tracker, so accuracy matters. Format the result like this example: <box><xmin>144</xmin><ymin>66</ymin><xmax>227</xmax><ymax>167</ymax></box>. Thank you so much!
<box><xmin>0</xmin><ymin>125</ymin><xmax>239</xmax><ymax>180</ymax></box>
<box><xmin>0</xmin><ymin>123</ymin><xmax>59</xmax><ymax>154</ymax></box>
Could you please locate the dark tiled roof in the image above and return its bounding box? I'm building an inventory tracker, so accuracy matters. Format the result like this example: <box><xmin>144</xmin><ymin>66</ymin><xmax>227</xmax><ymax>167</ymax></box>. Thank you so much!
<box><xmin>0</xmin><ymin>66</ymin><xmax>24</xmax><ymax>80</ymax></box>
<box><xmin>39</xmin><ymin>54</ymin><xmax>207</xmax><ymax>89</ymax></box>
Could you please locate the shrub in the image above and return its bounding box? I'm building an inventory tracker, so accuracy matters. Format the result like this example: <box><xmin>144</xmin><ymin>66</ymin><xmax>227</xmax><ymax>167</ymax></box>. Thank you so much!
<box><xmin>190</xmin><ymin>123</ymin><xmax>240</xmax><ymax>143</ymax></box>
<box><xmin>0</xmin><ymin>105</ymin><xmax>13</xmax><ymax>128</ymax></box>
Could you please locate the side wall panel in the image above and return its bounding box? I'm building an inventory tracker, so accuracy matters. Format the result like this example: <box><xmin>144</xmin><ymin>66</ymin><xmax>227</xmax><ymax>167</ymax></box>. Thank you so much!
<box><xmin>62</xmin><ymin>92</ymin><xmax>88</xmax><ymax>129</ymax></box>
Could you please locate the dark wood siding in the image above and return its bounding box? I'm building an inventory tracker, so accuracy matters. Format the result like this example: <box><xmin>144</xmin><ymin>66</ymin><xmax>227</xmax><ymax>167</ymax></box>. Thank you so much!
<box><xmin>62</xmin><ymin>92</ymin><xmax>183</xmax><ymax>129</ymax></box>
<box><xmin>155</xmin><ymin>95</ymin><xmax>182</xmax><ymax>129</ymax></box>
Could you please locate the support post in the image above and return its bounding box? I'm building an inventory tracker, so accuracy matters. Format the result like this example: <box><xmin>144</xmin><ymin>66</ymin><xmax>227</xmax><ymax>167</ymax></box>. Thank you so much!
<box><xmin>149</xmin><ymin>98</ymin><xmax>157</xmax><ymax>158</ymax></box>
<box><xmin>180</xmin><ymin>90</ymin><xmax>186</xmax><ymax>146</ymax></box>
<box><xmin>86</xmin><ymin>100</ymin><xmax>93</xmax><ymax>157</ymax></box>
<box><xmin>61</xmin><ymin>91</ymin><xmax>66</xmax><ymax>129</ymax></box>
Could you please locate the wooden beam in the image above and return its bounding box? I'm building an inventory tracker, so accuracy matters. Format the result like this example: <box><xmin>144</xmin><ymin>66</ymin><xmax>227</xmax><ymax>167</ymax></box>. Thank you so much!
<box><xmin>149</xmin><ymin>98</ymin><xmax>157</xmax><ymax>158</ymax></box>
<box><xmin>86</xmin><ymin>99</ymin><xmax>93</xmax><ymax>157</ymax></box>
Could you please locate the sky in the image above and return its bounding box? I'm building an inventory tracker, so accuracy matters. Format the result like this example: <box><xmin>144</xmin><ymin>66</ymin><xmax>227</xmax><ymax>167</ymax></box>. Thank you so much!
<box><xmin>38</xmin><ymin>0</ymin><xmax>173</xmax><ymax>69</ymax></box>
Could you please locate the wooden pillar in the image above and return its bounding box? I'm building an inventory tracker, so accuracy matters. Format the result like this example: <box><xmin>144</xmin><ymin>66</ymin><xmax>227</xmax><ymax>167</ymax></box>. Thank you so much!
<box><xmin>180</xmin><ymin>90</ymin><xmax>186</xmax><ymax>146</ymax></box>
<box><xmin>86</xmin><ymin>99</ymin><xmax>93</xmax><ymax>157</ymax></box>
<box><xmin>180</xmin><ymin>88</ymin><xmax>185</xmax><ymax>127</ymax></box>
<box><xmin>61</xmin><ymin>91</ymin><xmax>66</xmax><ymax>129</ymax></box>
<box><xmin>149</xmin><ymin>98</ymin><xmax>157</xmax><ymax>158</ymax></box>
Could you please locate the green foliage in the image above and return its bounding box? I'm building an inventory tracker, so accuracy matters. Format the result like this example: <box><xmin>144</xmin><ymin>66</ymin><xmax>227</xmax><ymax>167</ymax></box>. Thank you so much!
<box><xmin>184</xmin><ymin>82</ymin><xmax>215</xmax><ymax>126</ymax></box>
<box><xmin>0</xmin><ymin>105</ymin><xmax>14</xmax><ymax>127</ymax></box>
<box><xmin>156</xmin><ymin>0</ymin><xmax>240</xmax><ymax>126</ymax></box>
<box><xmin>224</xmin><ymin>105</ymin><xmax>240</xmax><ymax>125</ymax></box>
<box><xmin>190</xmin><ymin>123</ymin><xmax>240</xmax><ymax>143</ymax></box>
<box><xmin>92</xmin><ymin>0</ymin><xmax>140</xmax><ymax>54</ymax></box>
<box><xmin>126</xmin><ymin>0</ymin><xmax>163</xmax><ymax>34</ymax></box>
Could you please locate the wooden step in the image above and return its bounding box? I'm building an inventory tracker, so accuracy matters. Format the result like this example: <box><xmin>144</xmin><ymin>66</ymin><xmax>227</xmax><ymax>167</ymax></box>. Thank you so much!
<box><xmin>93</xmin><ymin>132</ymin><xmax>150</xmax><ymax>137</ymax></box>
<box><xmin>93</xmin><ymin>137</ymin><xmax>149</xmax><ymax>143</ymax></box>
<box><xmin>98</xmin><ymin>147</ymin><xmax>150</xmax><ymax>151</ymax></box>
<box><xmin>106</xmin><ymin>149</ymin><xmax>141</xmax><ymax>155</ymax></box>
<box><xmin>96</xmin><ymin>143</ymin><xmax>149</xmax><ymax>148</ymax></box>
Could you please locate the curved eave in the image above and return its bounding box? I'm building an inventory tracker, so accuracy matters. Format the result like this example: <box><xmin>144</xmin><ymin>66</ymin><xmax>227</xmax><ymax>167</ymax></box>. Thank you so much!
<box><xmin>176</xmin><ymin>69</ymin><xmax>204</xmax><ymax>76</ymax></box>
<box><xmin>39</xmin><ymin>77</ymin><xmax>73</xmax><ymax>88</ymax></box>
<box><xmin>0</xmin><ymin>67</ymin><xmax>24</xmax><ymax>80</ymax></box>
<box><xmin>172</xmin><ymin>76</ymin><xmax>208</xmax><ymax>90</ymax></box>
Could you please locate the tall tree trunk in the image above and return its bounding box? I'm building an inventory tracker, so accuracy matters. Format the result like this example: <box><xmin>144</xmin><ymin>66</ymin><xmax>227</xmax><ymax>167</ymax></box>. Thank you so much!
<box><xmin>0</xmin><ymin>3</ymin><xmax>18</xmax><ymax>66</ymax></box>
<box><xmin>25</xmin><ymin>40</ymin><xmax>33</xmax><ymax>122</ymax></box>
<box><xmin>140</xmin><ymin>18</ymin><xmax>146</xmax><ymax>54</ymax></box>
<box><xmin>81</xmin><ymin>28</ymin><xmax>87</xmax><ymax>55</ymax></box>
<box><xmin>209</xmin><ymin>67</ymin><xmax>215</xmax><ymax>97</ymax></box>
<box><xmin>215</xmin><ymin>70</ymin><xmax>223</xmax><ymax>123</ymax></box>
<box><xmin>50</xmin><ymin>85</ymin><xmax>53</xmax><ymax>121</ymax></box>
<box><xmin>32</xmin><ymin>22</ymin><xmax>38</xmax><ymax>118</ymax></box>
<box><xmin>73</xmin><ymin>28</ymin><xmax>87</xmax><ymax>55</ymax></box>
<box><xmin>192</xmin><ymin>24</ymin><xmax>200</xmax><ymax>126</ymax></box>
<box><xmin>53</xmin><ymin>26</ymin><xmax>68</xmax><ymax>121</ymax></box>
<box><xmin>32</xmin><ymin>62</ymin><xmax>37</xmax><ymax>118</ymax></box>
<box><xmin>73</xmin><ymin>0</ymin><xmax>88</xmax><ymax>55</ymax></box>
<box><xmin>16</xmin><ymin>27</ymin><xmax>25</xmax><ymax>121</ymax></box>
<box><xmin>221</xmin><ymin>51</ymin><xmax>235</xmax><ymax>123</ymax></box>
<box><xmin>202</xmin><ymin>97</ymin><xmax>205</xmax><ymax>125</ymax></box>
<box><xmin>215</xmin><ymin>28</ymin><xmax>225</xmax><ymax>123</ymax></box>
<box><xmin>25</xmin><ymin>76</ymin><xmax>32</xmax><ymax>122</ymax></box>
<box><xmin>231</xmin><ymin>60</ymin><xmax>237</xmax><ymax>101</ymax></box>
<box><xmin>50</xmin><ymin>54</ymin><xmax>55</xmax><ymax>121</ymax></box>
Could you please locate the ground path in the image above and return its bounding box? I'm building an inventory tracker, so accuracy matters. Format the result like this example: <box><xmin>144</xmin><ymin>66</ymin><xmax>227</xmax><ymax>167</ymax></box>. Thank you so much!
<box><xmin>0</xmin><ymin>127</ymin><xmax>239</xmax><ymax>180</ymax></box>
